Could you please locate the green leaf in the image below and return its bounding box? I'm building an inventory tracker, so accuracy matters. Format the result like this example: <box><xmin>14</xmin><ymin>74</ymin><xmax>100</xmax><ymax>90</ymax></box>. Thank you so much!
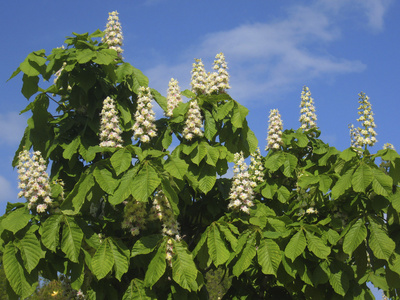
<box><xmin>110</xmin><ymin>238</ymin><xmax>129</xmax><ymax>281</ymax></box>
<box><xmin>3</xmin><ymin>243</ymin><xmax>37</xmax><ymax>299</ymax></box>
<box><xmin>283</xmin><ymin>153</ymin><xmax>298</xmax><ymax>177</ymax></box>
<box><xmin>318</xmin><ymin>175</ymin><xmax>332</xmax><ymax>194</ymax></box>
<box><xmin>368</xmin><ymin>216</ymin><xmax>395</xmax><ymax>260</ymax></box>
<box><xmin>204</xmin><ymin>110</ymin><xmax>217</xmax><ymax>140</ymax></box>
<box><xmin>191</xmin><ymin>141</ymin><xmax>208</xmax><ymax>165</ymax></box>
<box><xmin>319</xmin><ymin>147</ymin><xmax>339</xmax><ymax>166</ymax></box>
<box><xmin>61</xmin><ymin>172</ymin><xmax>95</xmax><ymax>214</ymax></box>
<box><xmin>93</xmin><ymin>49</ymin><xmax>116</xmax><ymax>65</ymax></box>
<box><xmin>217</xmin><ymin>223</ymin><xmax>238</xmax><ymax>250</ymax></box>
<box><xmin>116</xmin><ymin>63</ymin><xmax>134</xmax><ymax>82</ymax></box>
<box><xmin>231</xmin><ymin>102</ymin><xmax>248</xmax><ymax>128</ymax></box>
<box><xmin>144</xmin><ymin>241</ymin><xmax>166</xmax><ymax>287</ymax></box>
<box><xmin>111</xmin><ymin>148</ymin><xmax>132</xmax><ymax>176</ymax></box>
<box><xmin>329</xmin><ymin>267</ymin><xmax>349</xmax><ymax>296</ymax></box>
<box><xmin>352</xmin><ymin>163</ymin><xmax>373</xmax><ymax>193</ymax></box>
<box><xmin>8</xmin><ymin>67</ymin><xmax>21</xmax><ymax>82</ymax></box>
<box><xmin>332</xmin><ymin>167</ymin><xmax>355</xmax><ymax>198</ymax></box>
<box><xmin>181</xmin><ymin>89</ymin><xmax>196</xmax><ymax>99</ymax></box>
<box><xmin>61</xmin><ymin>216</ymin><xmax>84</xmax><ymax>263</ymax></box>
<box><xmin>371</xmin><ymin>167</ymin><xmax>393</xmax><ymax>196</ymax></box>
<box><xmin>343</xmin><ymin>218</ymin><xmax>367</xmax><ymax>257</ymax></box>
<box><xmin>15</xmin><ymin>232</ymin><xmax>44</xmax><ymax>273</ymax></box>
<box><xmin>233</xmin><ymin>234</ymin><xmax>256</xmax><ymax>277</ymax></box>
<box><xmin>276</xmin><ymin>186</ymin><xmax>290</xmax><ymax>203</ymax></box>
<box><xmin>215</xmin><ymin>100</ymin><xmax>234</xmax><ymax>120</ymax></box>
<box><xmin>108</xmin><ymin>167</ymin><xmax>137</xmax><ymax>205</ymax></box>
<box><xmin>123</xmin><ymin>279</ymin><xmax>156</xmax><ymax>300</ymax></box>
<box><xmin>131</xmin><ymin>234</ymin><xmax>162</xmax><ymax>257</ymax></box>
<box><xmin>19</xmin><ymin>60</ymin><xmax>40</xmax><ymax>77</ymax></box>
<box><xmin>172</xmin><ymin>242</ymin><xmax>199</xmax><ymax>291</ymax></box>
<box><xmin>94</xmin><ymin>164</ymin><xmax>118</xmax><ymax>194</ymax></box>
<box><xmin>2</xmin><ymin>208</ymin><xmax>31</xmax><ymax>234</ymax></box>
<box><xmin>257</xmin><ymin>239</ymin><xmax>281</xmax><ymax>275</ymax></box>
<box><xmin>391</xmin><ymin>191</ymin><xmax>400</xmax><ymax>212</ymax></box>
<box><xmin>205</xmin><ymin>144</ymin><xmax>219</xmax><ymax>166</ymax></box>
<box><xmin>131</xmin><ymin>163</ymin><xmax>161</xmax><ymax>202</ymax></box>
<box><xmin>340</xmin><ymin>148</ymin><xmax>357</xmax><ymax>161</ymax></box>
<box><xmin>164</xmin><ymin>156</ymin><xmax>189</xmax><ymax>180</ymax></box>
<box><xmin>305</xmin><ymin>231</ymin><xmax>331</xmax><ymax>259</ymax></box>
<box><xmin>207</xmin><ymin>223</ymin><xmax>230</xmax><ymax>266</ymax></box>
<box><xmin>285</xmin><ymin>230</ymin><xmax>306</xmax><ymax>261</ymax></box>
<box><xmin>91</xmin><ymin>238</ymin><xmax>114</xmax><ymax>280</ymax></box>
<box><xmin>63</xmin><ymin>137</ymin><xmax>81</xmax><ymax>160</ymax></box>
<box><xmin>76</xmin><ymin>48</ymin><xmax>95</xmax><ymax>63</ymax></box>
<box><xmin>265</xmin><ymin>152</ymin><xmax>285</xmax><ymax>172</ymax></box>
<box><xmin>21</xmin><ymin>74</ymin><xmax>39</xmax><ymax>99</ymax></box>
<box><xmin>198</xmin><ymin>164</ymin><xmax>216</xmax><ymax>194</ymax></box>
<box><xmin>41</xmin><ymin>214</ymin><xmax>63</xmax><ymax>251</ymax></box>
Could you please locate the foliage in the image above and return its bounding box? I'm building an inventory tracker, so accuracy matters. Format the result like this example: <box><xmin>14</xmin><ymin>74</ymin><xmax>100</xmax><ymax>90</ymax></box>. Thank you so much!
<box><xmin>1</xmin><ymin>22</ymin><xmax>400</xmax><ymax>300</ymax></box>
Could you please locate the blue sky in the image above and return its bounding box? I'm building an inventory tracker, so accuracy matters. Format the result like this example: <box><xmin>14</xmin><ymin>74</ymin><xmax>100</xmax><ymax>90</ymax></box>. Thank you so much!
<box><xmin>0</xmin><ymin>1</ymin><xmax>399</xmax><ymax>294</ymax></box>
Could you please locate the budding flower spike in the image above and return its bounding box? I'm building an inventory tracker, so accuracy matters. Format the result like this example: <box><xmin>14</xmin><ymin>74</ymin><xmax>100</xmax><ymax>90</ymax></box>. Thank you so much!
<box><xmin>183</xmin><ymin>100</ymin><xmax>204</xmax><ymax>141</ymax></box>
<box><xmin>249</xmin><ymin>147</ymin><xmax>265</xmax><ymax>186</ymax></box>
<box><xmin>266</xmin><ymin>109</ymin><xmax>283</xmax><ymax>150</ymax></box>
<box><xmin>228</xmin><ymin>152</ymin><xmax>255</xmax><ymax>214</ymax></box>
<box><xmin>207</xmin><ymin>52</ymin><xmax>231</xmax><ymax>94</ymax></box>
<box><xmin>165</xmin><ymin>78</ymin><xmax>182</xmax><ymax>117</ymax></box>
<box><xmin>99</xmin><ymin>96</ymin><xmax>123</xmax><ymax>148</ymax></box>
<box><xmin>349</xmin><ymin>124</ymin><xmax>363</xmax><ymax>153</ymax></box>
<box><xmin>299</xmin><ymin>86</ymin><xmax>317</xmax><ymax>133</ymax></box>
<box><xmin>132</xmin><ymin>86</ymin><xmax>158</xmax><ymax>143</ymax></box>
<box><xmin>191</xmin><ymin>58</ymin><xmax>208</xmax><ymax>95</ymax></box>
<box><xmin>355</xmin><ymin>92</ymin><xmax>377</xmax><ymax>148</ymax></box>
<box><xmin>17</xmin><ymin>150</ymin><xmax>52</xmax><ymax>214</ymax></box>
<box><xmin>102</xmin><ymin>11</ymin><xmax>123</xmax><ymax>56</ymax></box>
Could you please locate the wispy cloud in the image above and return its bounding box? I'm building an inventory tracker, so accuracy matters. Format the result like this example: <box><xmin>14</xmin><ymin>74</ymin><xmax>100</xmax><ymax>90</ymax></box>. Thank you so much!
<box><xmin>144</xmin><ymin>4</ymin><xmax>369</xmax><ymax>105</ymax></box>
<box><xmin>0</xmin><ymin>175</ymin><xmax>14</xmax><ymax>203</ymax></box>
<box><xmin>0</xmin><ymin>112</ymin><xmax>27</xmax><ymax>146</ymax></box>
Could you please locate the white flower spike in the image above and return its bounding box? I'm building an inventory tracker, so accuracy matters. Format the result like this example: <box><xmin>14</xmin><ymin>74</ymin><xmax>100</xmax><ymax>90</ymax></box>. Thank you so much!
<box><xmin>99</xmin><ymin>96</ymin><xmax>123</xmax><ymax>148</ymax></box>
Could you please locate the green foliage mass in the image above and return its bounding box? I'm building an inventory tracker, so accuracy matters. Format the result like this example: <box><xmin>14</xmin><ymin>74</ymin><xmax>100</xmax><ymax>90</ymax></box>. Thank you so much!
<box><xmin>1</xmin><ymin>26</ymin><xmax>400</xmax><ymax>300</ymax></box>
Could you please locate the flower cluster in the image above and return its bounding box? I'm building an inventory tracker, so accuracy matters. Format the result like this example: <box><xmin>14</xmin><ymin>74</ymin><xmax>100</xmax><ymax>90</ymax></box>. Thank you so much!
<box><xmin>150</xmin><ymin>190</ymin><xmax>181</xmax><ymax>265</ymax></box>
<box><xmin>191</xmin><ymin>59</ymin><xmax>208</xmax><ymax>95</ymax></box>
<box><xmin>354</xmin><ymin>92</ymin><xmax>377</xmax><ymax>148</ymax></box>
<box><xmin>99</xmin><ymin>96</ymin><xmax>123</xmax><ymax>148</ymax></box>
<box><xmin>122</xmin><ymin>200</ymin><xmax>147</xmax><ymax>236</ymax></box>
<box><xmin>228</xmin><ymin>152</ymin><xmax>255</xmax><ymax>214</ymax></box>
<box><xmin>17</xmin><ymin>150</ymin><xmax>52</xmax><ymax>213</ymax></box>
<box><xmin>183</xmin><ymin>100</ymin><xmax>203</xmax><ymax>140</ymax></box>
<box><xmin>299</xmin><ymin>86</ymin><xmax>317</xmax><ymax>132</ymax></box>
<box><xmin>165</xmin><ymin>78</ymin><xmax>182</xmax><ymax>117</ymax></box>
<box><xmin>132</xmin><ymin>87</ymin><xmax>157</xmax><ymax>143</ymax></box>
<box><xmin>266</xmin><ymin>109</ymin><xmax>283</xmax><ymax>150</ymax></box>
<box><xmin>305</xmin><ymin>207</ymin><xmax>318</xmax><ymax>215</ymax></box>
<box><xmin>349</xmin><ymin>124</ymin><xmax>363</xmax><ymax>153</ymax></box>
<box><xmin>383</xmin><ymin>143</ymin><xmax>395</xmax><ymax>150</ymax></box>
<box><xmin>206</xmin><ymin>52</ymin><xmax>231</xmax><ymax>94</ymax></box>
<box><xmin>248</xmin><ymin>147</ymin><xmax>264</xmax><ymax>186</ymax></box>
<box><xmin>102</xmin><ymin>11</ymin><xmax>123</xmax><ymax>56</ymax></box>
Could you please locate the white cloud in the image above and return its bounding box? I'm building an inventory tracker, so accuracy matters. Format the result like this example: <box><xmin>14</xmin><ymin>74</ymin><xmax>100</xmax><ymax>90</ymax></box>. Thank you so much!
<box><xmin>144</xmin><ymin>5</ymin><xmax>366</xmax><ymax>105</ymax></box>
<box><xmin>0</xmin><ymin>112</ymin><xmax>27</xmax><ymax>146</ymax></box>
<box><xmin>0</xmin><ymin>175</ymin><xmax>14</xmax><ymax>202</ymax></box>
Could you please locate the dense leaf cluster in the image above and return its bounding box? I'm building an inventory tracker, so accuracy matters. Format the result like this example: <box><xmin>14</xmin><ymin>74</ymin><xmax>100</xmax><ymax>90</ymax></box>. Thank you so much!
<box><xmin>1</xmin><ymin>30</ymin><xmax>400</xmax><ymax>300</ymax></box>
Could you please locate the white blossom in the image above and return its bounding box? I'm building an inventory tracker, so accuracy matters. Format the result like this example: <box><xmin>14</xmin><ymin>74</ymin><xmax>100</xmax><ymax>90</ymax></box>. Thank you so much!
<box><xmin>248</xmin><ymin>147</ymin><xmax>264</xmax><ymax>186</ymax></box>
<box><xmin>183</xmin><ymin>100</ymin><xmax>203</xmax><ymax>140</ymax></box>
<box><xmin>299</xmin><ymin>86</ymin><xmax>317</xmax><ymax>132</ymax></box>
<box><xmin>206</xmin><ymin>52</ymin><xmax>231</xmax><ymax>94</ymax></box>
<box><xmin>99</xmin><ymin>96</ymin><xmax>123</xmax><ymax>148</ymax></box>
<box><xmin>383</xmin><ymin>143</ymin><xmax>395</xmax><ymax>150</ymax></box>
<box><xmin>102</xmin><ymin>11</ymin><xmax>123</xmax><ymax>56</ymax></box>
<box><xmin>165</xmin><ymin>78</ymin><xmax>182</xmax><ymax>117</ymax></box>
<box><xmin>228</xmin><ymin>152</ymin><xmax>255</xmax><ymax>214</ymax></box>
<box><xmin>352</xmin><ymin>92</ymin><xmax>377</xmax><ymax>148</ymax></box>
<box><xmin>191</xmin><ymin>59</ymin><xmax>207</xmax><ymax>95</ymax></box>
<box><xmin>17</xmin><ymin>150</ymin><xmax>52</xmax><ymax>213</ymax></box>
<box><xmin>132</xmin><ymin>87</ymin><xmax>157</xmax><ymax>143</ymax></box>
<box><xmin>266</xmin><ymin>109</ymin><xmax>283</xmax><ymax>150</ymax></box>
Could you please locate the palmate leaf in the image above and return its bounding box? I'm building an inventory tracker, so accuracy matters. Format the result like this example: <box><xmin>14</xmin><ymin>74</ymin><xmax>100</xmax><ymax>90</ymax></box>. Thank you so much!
<box><xmin>352</xmin><ymin>163</ymin><xmax>373</xmax><ymax>193</ymax></box>
<box><xmin>131</xmin><ymin>163</ymin><xmax>161</xmax><ymax>202</ymax></box>
<box><xmin>285</xmin><ymin>230</ymin><xmax>306</xmax><ymax>261</ymax></box>
<box><xmin>207</xmin><ymin>223</ymin><xmax>230</xmax><ymax>266</ymax></box>
<box><xmin>343</xmin><ymin>218</ymin><xmax>367</xmax><ymax>257</ymax></box>
<box><xmin>257</xmin><ymin>238</ymin><xmax>281</xmax><ymax>275</ymax></box>
<box><xmin>368</xmin><ymin>216</ymin><xmax>395</xmax><ymax>260</ymax></box>
<box><xmin>283</xmin><ymin>153</ymin><xmax>298</xmax><ymax>177</ymax></box>
<box><xmin>93</xmin><ymin>164</ymin><xmax>118</xmax><ymax>195</ymax></box>
<box><xmin>123</xmin><ymin>279</ymin><xmax>157</xmax><ymax>300</ymax></box>
<box><xmin>332</xmin><ymin>167</ymin><xmax>355</xmax><ymax>198</ymax></box>
<box><xmin>91</xmin><ymin>238</ymin><xmax>114</xmax><ymax>280</ymax></box>
<box><xmin>41</xmin><ymin>214</ymin><xmax>63</xmax><ymax>251</ymax></box>
<box><xmin>329</xmin><ymin>267</ymin><xmax>349</xmax><ymax>296</ymax></box>
<box><xmin>198</xmin><ymin>163</ymin><xmax>216</xmax><ymax>194</ymax></box>
<box><xmin>1</xmin><ymin>207</ymin><xmax>31</xmax><ymax>234</ymax></box>
<box><xmin>61</xmin><ymin>172</ymin><xmax>95</xmax><ymax>215</ymax></box>
<box><xmin>61</xmin><ymin>216</ymin><xmax>84</xmax><ymax>263</ymax></box>
<box><xmin>108</xmin><ymin>167</ymin><xmax>137</xmax><ymax>205</ymax></box>
<box><xmin>111</xmin><ymin>148</ymin><xmax>132</xmax><ymax>176</ymax></box>
<box><xmin>15</xmin><ymin>232</ymin><xmax>44</xmax><ymax>273</ymax></box>
<box><xmin>204</xmin><ymin>110</ymin><xmax>218</xmax><ymax>140</ymax></box>
<box><xmin>265</xmin><ymin>151</ymin><xmax>285</xmax><ymax>172</ymax></box>
<box><xmin>144</xmin><ymin>241</ymin><xmax>166</xmax><ymax>287</ymax></box>
<box><xmin>131</xmin><ymin>234</ymin><xmax>163</xmax><ymax>258</ymax></box>
<box><xmin>3</xmin><ymin>242</ymin><xmax>37</xmax><ymax>299</ymax></box>
<box><xmin>109</xmin><ymin>238</ymin><xmax>130</xmax><ymax>281</ymax></box>
<box><xmin>164</xmin><ymin>156</ymin><xmax>189</xmax><ymax>180</ymax></box>
<box><xmin>305</xmin><ymin>231</ymin><xmax>331</xmax><ymax>259</ymax></box>
<box><xmin>233</xmin><ymin>234</ymin><xmax>256</xmax><ymax>277</ymax></box>
<box><xmin>231</xmin><ymin>102</ymin><xmax>249</xmax><ymax>128</ymax></box>
<box><xmin>172</xmin><ymin>242</ymin><xmax>199</xmax><ymax>291</ymax></box>
<box><xmin>371</xmin><ymin>167</ymin><xmax>393</xmax><ymax>196</ymax></box>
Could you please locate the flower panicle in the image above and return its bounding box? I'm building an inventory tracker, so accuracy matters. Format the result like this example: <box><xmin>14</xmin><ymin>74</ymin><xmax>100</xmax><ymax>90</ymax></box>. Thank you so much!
<box><xmin>191</xmin><ymin>59</ymin><xmax>208</xmax><ymax>95</ymax></box>
<box><xmin>299</xmin><ymin>86</ymin><xmax>317</xmax><ymax>133</ymax></box>
<box><xmin>102</xmin><ymin>11</ymin><xmax>123</xmax><ymax>56</ymax></box>
<box><xmin>249</xmin><ymin>147</ymin><xmax>264</xmax><ymax>186</ymax></box>
<box><xmin>183</xmin><ymin>100</ymin><xmax>203</xmax><ymax>141</ymax></box>
<box><xmin>266</xmin><ymin>109</ymin><xmax>283</xmax><ymax>150</ymax></box>
<box><xmin>99</xmin><ymin>96</ymin><xmax>123</xmax><ymax>148</ymax></box>
<box><xmin>354</xmin><ymin>92</ymin><xmax>377</xmax><ymax>148</ymax></box>
<box><xmin>17</xmin><ymin>150</ymin><xmax>52</xmax><ymax>214</ymax></box>
<box><xmin>166</xmin><ymin>78</ymin><xmax>182</xmax><ymax>117</ymax></box>
<box><xmin>132</xmin><ymin>86</ymin><xmax>157</xmax><ymax>143</ymax></box>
